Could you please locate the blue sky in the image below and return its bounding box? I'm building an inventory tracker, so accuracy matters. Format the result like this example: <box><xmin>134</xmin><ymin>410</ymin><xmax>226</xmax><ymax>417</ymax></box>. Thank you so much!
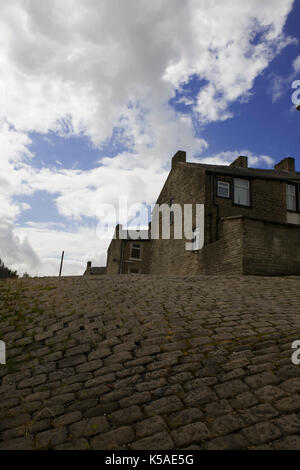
<box><xmin>0</xmin><ymin>0</ymin><xmax>299</xmax><ymax>275</ymax></box>
<box><xmin>169</xmin><ymin>2</ymin><xmax>300</xmax><ymax>164</ymax></box>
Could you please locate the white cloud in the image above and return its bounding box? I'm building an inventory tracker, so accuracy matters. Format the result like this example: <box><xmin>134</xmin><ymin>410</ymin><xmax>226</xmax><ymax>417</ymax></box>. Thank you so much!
<box><xmin>0</xmin><ymin>0</ymin><xmax>295</xmax><ymax>275</ymax></box>
<box><xmin>164</xmin><ymin>0</ymin><xmax>295</xmax><ymax>122</ymax></box>
<box><xmin>0</xmin><ymin>0</ymin><xmax>295</xmax><ymax>138</ymax></box>
<box><xmin>16</xmin><ymin>223</ymin><xmax>106</xmax><ymax>276</ymax></box>
<box><xmin>268</xmin><ymin>51</ymin><xmax>300</xmax><ymax>103</ymax></box>
<box><xmin>269</xmin><ymin>75</ymin><xmax>287</xmax><ymax>103</ymax></box>
<box><xmin>293</xmin><ymin>55</ymin><xmax>300</xmax><ymax>73</ymax></box>
<box><xmin>194</xmin><ymin>150</ymin><xmax>275</xmax><ymax>167</ymax></box>
<box><xmin>0</xmin><ymin>221</ymin><xmax>40</xmax><ymax>275</ymax></box>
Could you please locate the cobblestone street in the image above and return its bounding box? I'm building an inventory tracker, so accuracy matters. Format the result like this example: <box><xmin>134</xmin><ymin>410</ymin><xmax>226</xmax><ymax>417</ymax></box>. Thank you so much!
<box><xmin>1</xmin><ymin>275</ymin><xmax>300</xmax><ymax>450</ymax></box>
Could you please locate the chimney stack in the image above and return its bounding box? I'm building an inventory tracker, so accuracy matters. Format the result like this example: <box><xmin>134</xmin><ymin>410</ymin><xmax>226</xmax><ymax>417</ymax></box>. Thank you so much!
<box><xmin>114</xmin><ymin>224</ymin><xmax>127</xmax><ymax>239</ymax></box>
<box><xmin>86</xmin><ymin>261</ymin><xmax>92</xmax><ymax>275</ymax></box>
<box><xmin>114</xmin><ymin>224</ymin><xmax>122</xmax><ymax>239</ymax></box>
<box><xmin>172</xmin><ymin>150</ymin><xmax>186</xmax><ymax>169</ymax></box>
<box><xmin>230</xmin><ymin>156</ymin><xmax>248</xmax><ymax>168</ymax></box>
<box><xmin>274</xmin><ymin>157</ymin><xmax>295</xmax><ymax>173</ymax></box>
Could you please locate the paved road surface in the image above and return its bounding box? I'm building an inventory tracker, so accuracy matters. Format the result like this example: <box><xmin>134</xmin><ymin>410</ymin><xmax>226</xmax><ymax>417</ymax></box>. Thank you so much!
<box><xmin>0</xmin><ymin>275</ymin><xmax>300</xmax><ymax>450</ymax></box>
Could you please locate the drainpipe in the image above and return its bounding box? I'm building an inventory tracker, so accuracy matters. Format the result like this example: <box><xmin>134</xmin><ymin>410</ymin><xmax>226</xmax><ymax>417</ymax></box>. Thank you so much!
<box><xmin>119</xmin><ymin>240</ymin><xmax>125</xmax><ymax>274</ymax></box>
<box><xmin>212</xmin><ymin>171</ymin><xmax>220</xmax><ymax>241</ymax></box>
<box><xmin>208</xmin><ymin>213</ymin><xmax>213</xmax><ymax>244</ymax></box>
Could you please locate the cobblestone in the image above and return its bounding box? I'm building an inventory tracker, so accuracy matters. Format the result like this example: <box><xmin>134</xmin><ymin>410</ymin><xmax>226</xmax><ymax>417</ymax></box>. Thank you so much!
<box><xmin>135</xmin><ymin>416</ymin><xmax>167</xmax><ymax>439</ymax></box>
<box><xmin>171</xmin><ymin>422</ymin><xmax>210</xmax><ymax>448</ymax></box>
<box><xmin>90</xmin><ymin>426</ymin><xmax>134</xmax><ymax>450</ymax></box>
<box><xmin>0</xmin><ymin>274</ymin><xmax>300</xmax><ymax>450</ymax></box>
<box><xmin>130</xmin><ymin>431</ymin><xmax>175</xmax><ymax>450</ymax></box>
<box><xmin>241</xmin><ymin>422</ymin><xmax>282</xmax><ymax>445</ymax></box>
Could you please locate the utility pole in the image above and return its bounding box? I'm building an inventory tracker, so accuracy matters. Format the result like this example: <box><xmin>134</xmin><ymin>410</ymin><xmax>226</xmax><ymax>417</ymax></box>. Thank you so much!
<box><xmin>59</xmin><ymin>251</ymin><xmax>64</xmax><ymax>277</ymax></box>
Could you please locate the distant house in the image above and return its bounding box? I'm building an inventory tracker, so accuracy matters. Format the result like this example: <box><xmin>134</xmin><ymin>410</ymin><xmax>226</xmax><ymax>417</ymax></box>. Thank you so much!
<box><xmin>106</xmin><ymin>151</ymin><xmax>300</xmax><ymax>276</ymax></box>
<box><xmin>83</xmin><ymin>261</ymin><xmax>106</xmax><ymax>275</ymax></box>
<box><xmin>106</xmin><ymin>228</ymin><xmax>150</xmax><ymax>275</ymax></box>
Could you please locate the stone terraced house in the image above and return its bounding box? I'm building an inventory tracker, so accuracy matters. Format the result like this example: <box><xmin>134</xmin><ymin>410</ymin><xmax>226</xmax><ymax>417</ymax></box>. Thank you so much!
<box><xmin>106</xmin><ymin>151</ymin><xmax>300</xmax><ymax>276</ymax></box>
<box><xmin>83</xmin><ymin>262</ymin><xmax>106</xmax><ymax>275</ymax></box>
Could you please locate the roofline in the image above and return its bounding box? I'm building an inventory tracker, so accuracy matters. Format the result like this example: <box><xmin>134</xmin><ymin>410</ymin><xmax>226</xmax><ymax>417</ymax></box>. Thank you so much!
<box><xmin>184</xmin><ymin>162</ymin><xmax>300</xmax><ymax>182</ymax></box>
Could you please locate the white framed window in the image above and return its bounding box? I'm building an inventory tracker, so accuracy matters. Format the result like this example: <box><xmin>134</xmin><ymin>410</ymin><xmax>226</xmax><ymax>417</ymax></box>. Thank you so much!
<box><xmin>217</xmin><ymin>180</ymin><xmax>230</xmax><ymax>198</ymax></box>
<box><xmin>130</xmin><ymin>242</ymin><xmax>141</xmax><ymax>260</ymax></box>
<box><xmin>234</xmin><ymin>178</ymin><xmax>250</xmax><ymax>206</ymax></box>
<box><xmin>287</xmin><ymin>184</ymin><xmax>297</xmax><ymax>211</ymax></box>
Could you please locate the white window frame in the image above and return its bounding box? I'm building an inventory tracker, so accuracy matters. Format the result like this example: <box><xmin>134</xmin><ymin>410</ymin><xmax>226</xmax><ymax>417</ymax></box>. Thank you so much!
<box><xmin>234</xmin><ymin>178</ymin><xmax>250</xmax><ymax>207</ymax></box>
<box><xmin>287</xmin><ymin>184</ymin><xmax>297</xmax><ymax>212</ymax></box>
<box><xmin>217</xmin><ymin>180</ymin><xmax>230</xmax><ymax>198</ymax></box>
<box><xmin>130</xmin><ymin>242</ymin><xmax>142</xmax><ymax>261</ymax></box>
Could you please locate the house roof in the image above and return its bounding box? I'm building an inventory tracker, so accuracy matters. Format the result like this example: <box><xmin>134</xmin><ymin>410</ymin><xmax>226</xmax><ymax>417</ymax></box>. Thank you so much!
<box><xmin>84</xmin><ymin>266</ymin><xmax>106</xmax><ymax>275</ymax></box>
<box><xmin>185</xmin><ymin>162</ymin><xmax>300</xmax><ymax>182</ymax></box>
<box><xmin>90</xmin><ymin>267</ymin><xmax>106</xmax><ymax>274</ymax></box>
<box><xmin>119</xmin><ymin>229</ymin><xmax>150</xmax><ymax>241</ymax></box>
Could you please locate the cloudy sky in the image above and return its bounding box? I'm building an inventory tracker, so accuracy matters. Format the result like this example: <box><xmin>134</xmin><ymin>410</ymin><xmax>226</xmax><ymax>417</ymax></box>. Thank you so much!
<box><xmin>0</xmin><ymin>0</ymin><xmax>300</xmax><ymax>276</ymax></box>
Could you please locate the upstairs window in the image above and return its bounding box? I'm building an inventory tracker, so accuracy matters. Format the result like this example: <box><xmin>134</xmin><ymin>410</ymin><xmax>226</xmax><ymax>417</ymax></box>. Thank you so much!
<box><xmin>234</xmin><ymin>178</ymin><xmax>250</xmax><ymax>207</ymax></box>
<box><xmin>130</xmin><ymin>242</ymin><xmax>141</xmax><ymax>260</ymax></box>
<box><xmin>217</xmin><ymin>180</ymin><xmax>230</xmax><ymax>198</ymax></box>
<box><xmin>287</xmin><ymin>184</ymin><xmax>297</xmax><ymax>211</ymax></box>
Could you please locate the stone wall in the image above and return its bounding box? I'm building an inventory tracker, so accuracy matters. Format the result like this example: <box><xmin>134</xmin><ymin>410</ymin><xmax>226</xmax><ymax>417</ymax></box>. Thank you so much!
<box><xmin>148</xmin><ymin>162</ymin><xmax>206</xmax><ymax>276</ymax></box>
<box><xmin>199</xmin><ymin>216</ymin><xmax>244</xmax><ymax>275</ymax></box>
<box><xmin>106</xmin><ymin>238</ymin><xmax>122</xmax><ymax>274</ymax></box>
<box><xmin>201</xmin><ymin>216</ymin><xmax>300</xmax><ymax>276</ymax></box>
<box><xmin>147</xmin><ymin>215</ymin><xmax>300</xmax><ymax>276</ymax></box>
<box><xmin>242</xmin><ymin>216</ymin><xmax>300</xmax><ymax>275</ymax></box>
